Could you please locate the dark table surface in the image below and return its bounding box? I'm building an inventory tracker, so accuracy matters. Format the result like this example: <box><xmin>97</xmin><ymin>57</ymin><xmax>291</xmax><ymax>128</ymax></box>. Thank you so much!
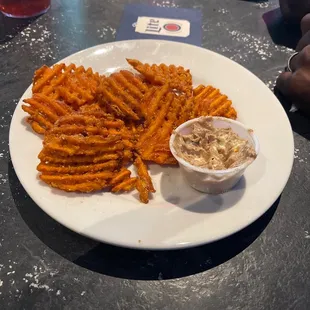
<box><xmin>1</xmin><ymin>0</ymin><xmax>310</xmax><ymax>309</ymax></box>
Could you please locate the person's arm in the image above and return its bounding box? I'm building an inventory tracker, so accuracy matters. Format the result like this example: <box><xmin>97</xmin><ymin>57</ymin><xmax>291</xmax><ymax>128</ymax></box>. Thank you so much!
<box><xmin>280</xmin><ymin>0</ymin><xmax>310</xmax><ymax>23</ymax></box>
<box><xmin>276</xmin><ymin>14</ymin><xmax>310</xmax><ymax>115</ymax></box>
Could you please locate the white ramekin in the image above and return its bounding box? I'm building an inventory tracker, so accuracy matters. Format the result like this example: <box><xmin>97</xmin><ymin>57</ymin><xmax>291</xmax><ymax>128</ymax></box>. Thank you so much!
<box><xmin>169</xmin><ymin>116</ymin><xmax>260</xmax><ymax>195</ymax></box>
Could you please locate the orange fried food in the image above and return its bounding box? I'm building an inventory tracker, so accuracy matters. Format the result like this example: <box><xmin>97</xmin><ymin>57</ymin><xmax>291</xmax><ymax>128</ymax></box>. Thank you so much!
<box><xmin>127</xmin><ymin>59</ymin><xmax>192</xmax><ymax>96</ymax></box>
<box><xmin>134</xmin><ymin>155</ymin><xmax>155</xmax><ymax>204</ymax></box>
<box><xmin>32</xmin><ymin>63</ymin><xmax>100</xmax><ymax>109</ymax></box>
<box><xmin>22</xmin><ymin>93</ymin><xmax>73</xmax><ymax>134</ymax></box>
<box><xmin>137</xmin><ymin>85</ymin><xmax>237</xmax><ymax>165</ymax></box>
<box><xmin>192</xmin><ymin>85</ymin><xmax>237</xmax><ymax>119</ymax></box>
<box><xmin>98</xmin><ymin>70</ymin><xmax>149</xmax><ymax>120</ymax></box>
<box><xmin>142</xmin><ymin>94</ymin><xmax>189</xmax><ymax>165</ymax></box>
<box><xmin>112</xmin><ymin>177</ymin><xmax>137</xmax><ymax>193</ymax></box>
<box><xmin>137</xmin><ymin>90</ymin><xmax>179</xmax><ymax>164</ymax></box>
<box><xmin>38</xmin><ymin>107</ymin><xmax>134</xmax><ymax>193</ymax></box>
<box><xmin>24</xmin><ymin>59</ymin><xmax>239</xmax><ymax>203</ymax></box>
<box><xmin>110</xmin><ymin>168</ymin><xmax>137</xmax><ymax>192</ymax></box>
<box><xmin>141</xmin><ymin>84</ymin><xmax>170</xmax><ymax>124</ymax></box>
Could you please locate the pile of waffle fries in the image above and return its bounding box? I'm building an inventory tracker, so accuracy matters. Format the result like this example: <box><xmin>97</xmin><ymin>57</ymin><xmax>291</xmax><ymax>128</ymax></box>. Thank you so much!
<box><xmin>22</xmin><ymin>59</ymin><xmax>237</xmax><ymax>203</ymax></box>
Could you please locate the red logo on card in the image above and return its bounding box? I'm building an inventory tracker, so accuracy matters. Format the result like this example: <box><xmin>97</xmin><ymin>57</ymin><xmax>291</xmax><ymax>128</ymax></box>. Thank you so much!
<box><xmin>163</xmin><ymin>23</ymin><xmax>181</xmax><ymax>32</ymax></box>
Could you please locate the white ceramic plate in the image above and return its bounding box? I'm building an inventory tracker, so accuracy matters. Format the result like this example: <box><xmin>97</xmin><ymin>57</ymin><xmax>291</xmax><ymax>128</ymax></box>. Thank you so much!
<box><xmin>9</xmin><ymin>40</ymin><xmax>294</xmax><ymax>250</ymax></box>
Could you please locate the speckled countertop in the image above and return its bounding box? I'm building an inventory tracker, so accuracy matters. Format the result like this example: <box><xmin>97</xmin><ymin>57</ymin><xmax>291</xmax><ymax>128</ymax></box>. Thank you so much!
<box><xmin>0</xmin><ymin>0</ymin><xmax>310</xmax><ymax>309</ymax></box>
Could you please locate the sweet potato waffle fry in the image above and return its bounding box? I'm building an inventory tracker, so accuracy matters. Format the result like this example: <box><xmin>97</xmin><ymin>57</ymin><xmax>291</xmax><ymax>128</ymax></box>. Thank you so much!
<box><xmin>32</xmin><ymin>63</ymin><xmax>100</xmax><ymax>109</ymax></box>
<box><xmin>22</xmin><ymin>64</ymin><xmax>101</xmax><ymax>134</ymax></box>
<box><xmin>134</xmin><ymin>155</ymin><xmax>155</xmax><ymax>204</ymax></box>
<box><xmin>127</xmin><ymin>58</ymin><xmax>192</xmax><ymax>96</ymax></box>
<box><xmin>23</xmin><ymin>58</ymin><xmax>238</xmax><ymax>203</ymax></box>
<box><xmin>98</xmin><ymin>70</ymin><xmax>149</xmax><ymax>120</ymax></box>
<box><xmin>136</xmin><ymin>85</ymin><xmax>236</xmax><ymax>164</ymax></box>
<box><xmin>138</xmin><ymin>94</ymin><xmax>187</xmax><ymax>165</ymax></box>
<box><xmin>136</xmin><ymin>89</ymin><xmax>177</xmax><ymax>164</ymax></box>
<box><xmin>110</xmin><ymin>168</ymin><xmax>137</xmax><ymax>193</ymax></box>
<box><xmin>192</xmin><ymin>85</ymin><xmax>237</xmax><ymax>119</ymax></box>
<box><xmin>37</xmin><ymin>108</ymin><xmax>135</xmax><ymax>193</ymax></box>
<box><xmin>22</xmin><ymin>93</ymin><xmax>73</xmax><ymax>134</ymax></box>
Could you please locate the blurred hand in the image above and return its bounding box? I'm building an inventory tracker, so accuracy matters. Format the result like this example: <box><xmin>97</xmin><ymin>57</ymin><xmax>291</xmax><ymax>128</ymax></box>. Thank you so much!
<box><xmin>276</xmin><ymin>14</ymin><xmax>310</xmax><ymax>115</ymax></box>
<box><xmin>280</xmin><ymin>0</ymin><xmax>310</xmax><ymax>23</ymax></box>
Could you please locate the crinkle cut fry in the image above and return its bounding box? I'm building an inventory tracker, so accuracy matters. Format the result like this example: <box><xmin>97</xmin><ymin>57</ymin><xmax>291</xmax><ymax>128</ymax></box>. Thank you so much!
<box><xmin>48</xmin><ymin>125</ymin><xmax>130</xmax><ymax>139</ymax></box>
<box><xmin>33</xmin><ymin>63</ymin><xmax>101</xmax><ymax>109</ymax></box>
<box><xmin>38</xmin><ymin>152</ymin><xmax>120</xmax><ymax>165</ymax></box>
<box><xmin>37</xmin><ymin>107</ymin><xmax>136</xmax><ymax>193</ymax></box>
<box><xmin>107</xmin><ymin>74</ymin><xmax>143</xmax><ymax>115</ymax></box>
<box><xmin>23</xmin><ymin>98</ymin><xmax>59</xmax><ymax>123</ymax></box>
<box><xmin>112</xmin><ymin>177</ymin><xmax>137</xmax><ymax>193</ymax></box>
<box><xmin>140</xmin><ymin>94</ymin><xmax>176</xmax><ymax>159</ymax></box>
<box><xmin>30</xmin><ymin>121</ymin><xmax>46</xmax><ymax>134</ymax></box>
<box><xmin>193</xmin><ymin>85</ymin><xmax>237</xmax><ymax>119</ymax></box>
<box><xmin>118</xmin><ymin>70</ymin><xmax>149</xmax><ymax>94</ymax></box>
<box><xmin>99</xmin><ymin>75</ymin><xmax>140</xmax><ymax>120</ymax></box>
<box><xmin>40</xmin><ymin>171</ymin><xmax>115</xmax><ymax>184</ymax></box>
<box><xmin>43</xmin><ymin>112</ymin><xmax>127</xmax><ymax>157</ymax></box>
<box><xmin>193</xmin><ymin>84</ymin><xmax>205</xmax><ymax>96</ymax></box>
<box><xmin>22</xmin><ymin>93</ymin><xmax>73</xmax><ymax>134</ymax></box>
<box><xmin>37</xmin><ymin>160</ymin><xmax>119</xmax><ymax>175</ymax></box>
<box><xmin>110</xmin><ymin>70</ymin><xmax>148</xmax><ymax>98</ymax></box>
<box><xmin>135</xmin><ymin>155</ymin><xmax>155</xmax><ymax>193</ymax></box>
<box><xmin>143</xmin><ymin>84</ymin><xmax>170</xmax><ymax>124</ymax></box>
<box><xmin>57</xmin><ymin>86</ymin><xmax>92</xmax><ymax>108</ymax></box>
<box><xmin>58</xmin><ymin>65</ymin><xmax>101</xmax><ymax>108</ymax></box>
<box><xmin>134</xmin><ymin>155</ymin><xmax>155</xmax><ymax>204</ymax></box>
<box><xmin>136</xmin><ymin>85</ymin><xmax>170</xmax><ymax>157</ymax></box>
<box><xmin>98</xmin><ymin>71</ymin><xmax>149</xmax><ymax>120</ymax></box>
<box><xmin>127</xmin><ymin>59</ymin><xmax>165</xmax><ymax>85</ymax></box>
<box><xmin>66</xmin><ymin>68</ymin><xmax>98</xmax><ymax>99</ymax></box>
<box><xmin>167</xmin><ymin>64</ymin><xmax>192</xmax><ymax>95</ymax></box>
<box><xmin>139</xmin><ymin>92</ymin><xmax>173</xmax><ymax>147</ymax></box>
<box><xmin>34</xmin><ymin>64</ymin><xmax>77</xmax><ymax>98</ymax></box>
<box><xmin>22</xmin><ymin>105</ymin><xmax>54</xmax><ymax>133</ymax></box>
<box><xmin>55</xmin><ymin>114</ymin><xmax>124</xmax><ymax>128</ymax></box>
<box><xmin>150</xmin><ymin>94</ymin><xmax>183</xmax><ymax>143</ymax></box>
<box><xmin>141</xmin><ymin>94</ymin><xmax>184</xmax><ymax>164</ymax></box>
<box><xmin>49</xmin><ymin>110</ymin><xmax>130</xmax><ymax>142</ymax></box>
<box><xmin>43</xmin><ymin>141</ymin><xmax>125</xmax><ymax>157</ymax></box>
<box><xmin>49</xmin><ymin>181</ymin><xmax>109</xmax><ymax>192</ymax></box>
<box><xmin>45</xmin><ymin>134</ymin><xmax>121</xmax><ymax>147</ymax></box>
<box><xmin>110</xmin><ymin>169</ymin><xmax>131</xmax><ymax>186</ymax></box>
<box><xmin>141</xmin><ymin>153</ymin><xmax>177</xmax><ymax>165</ymax></box>
<box><xmin>127</xmin><ymin>58</ymin><xmax>192</xmax><ymax>95</ymax></box>
<box><xmin>122</xmin><ymin>149</ymin><xmax>133</xmax><ymax>165</ymax></box>
<box><xmin>192</xmin><ymin>85</ymin><xmax>214</xmax><ymax>116</ymax></box>
<box><xmin>33</xmin><ymin>64</ymin><xmax>66</xmax><ymax>93</ymax></box>
<box><xmin>34</xmin><ymin>93</ymin><xmax>73</xmax><ymax>115</ymax></box>
<box><xmin>225</xmin><ymin>107</ymin><xmax>237</xmax><ymax>119</ymax></box>
<box><xmin>139</xmin><ymin>87</ymin><xmax>156</xmax><ymax>119</ymax></box>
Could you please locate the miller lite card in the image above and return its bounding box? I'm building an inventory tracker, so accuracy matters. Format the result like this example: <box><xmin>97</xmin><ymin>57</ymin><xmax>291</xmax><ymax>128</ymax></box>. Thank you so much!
<box><xmin>116</xmin><ymin>4</ymin><xmax>202</xmax><ymax>46</ymax></box>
